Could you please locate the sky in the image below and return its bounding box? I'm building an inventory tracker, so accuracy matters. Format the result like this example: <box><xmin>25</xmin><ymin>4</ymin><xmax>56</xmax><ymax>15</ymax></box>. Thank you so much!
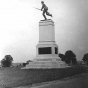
<box><xmin>0</xmin><ymin>0</ymin><xmax>88</xmax><ymax>62</ymax></box>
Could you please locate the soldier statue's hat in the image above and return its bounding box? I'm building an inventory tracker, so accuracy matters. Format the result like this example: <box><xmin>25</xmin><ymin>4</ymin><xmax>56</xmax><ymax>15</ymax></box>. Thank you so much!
<box><xmin>41</xmin><ymin>1</ymin><xmax>44</xmax><ymax>4</ymax></box>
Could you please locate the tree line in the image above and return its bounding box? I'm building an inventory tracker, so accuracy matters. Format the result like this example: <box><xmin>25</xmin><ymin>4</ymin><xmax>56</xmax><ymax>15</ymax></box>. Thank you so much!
<box><xmin>59</xmin><ymin>50</ymin><xmax>88</xmax><ymax>65</ymax></box>
<box><xmin>1</xmin><ymin>50</ymin><xmax>88</xmax><ymax>67</ymax></box>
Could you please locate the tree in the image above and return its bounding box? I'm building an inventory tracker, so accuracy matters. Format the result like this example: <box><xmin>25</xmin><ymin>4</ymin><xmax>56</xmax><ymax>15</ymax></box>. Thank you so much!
<box><xmin>26</xmin><ymin>60</ymin><xmax>32</xmax><ymax>64</ymax></box>
<box><xmin>59</xmin><ymin>53</ymin><xmax>65</xmax><ymax>61</ymax></box>
<box><xmin>23</xmin><ymin>63</ymin><xmax>27</xmax><ymax>67</ymax></box>
<box><xmin>1</xmin><ymin>55</ymin><xmax>13</xmax><ymax>67</ymax></box>
<box><xmin>82</xmin><ymin>53</ymin><xmax>88</xmax><ymax>65</ymax></box>
<box><xmin>65</xmin><ymin>50</ymin><xmax>77</xmax><ymax>65</ymax></box>
<box><xmin>72</xmin><ymin>57</ymin><xmax>77</xmax><ymax>65</ymax></box>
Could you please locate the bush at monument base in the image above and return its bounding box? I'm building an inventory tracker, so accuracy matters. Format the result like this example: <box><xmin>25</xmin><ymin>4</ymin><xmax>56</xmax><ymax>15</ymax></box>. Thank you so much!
<box><xmin>0</xmin><ymin>65</ymin><xmax>86</xmax><ymax>87</ymax></box>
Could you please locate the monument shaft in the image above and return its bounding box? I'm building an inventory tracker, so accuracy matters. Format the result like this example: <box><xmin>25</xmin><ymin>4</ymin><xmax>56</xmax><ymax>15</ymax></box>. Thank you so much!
<box><xmin>36</xmin><ymin>20</ymin><xmax>59</xmax><ymax>58</ymax></box>
<box><xmin>39</xmin><ymin>20</ymin><xmax>55</xmax><ymax>42</ymax></box>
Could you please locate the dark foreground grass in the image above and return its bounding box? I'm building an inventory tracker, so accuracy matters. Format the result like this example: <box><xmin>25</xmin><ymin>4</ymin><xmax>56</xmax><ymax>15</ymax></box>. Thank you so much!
<box><xmin>0</xmin><ymin>65</ymin><xmax>86</xmax><ymax>88</ymax></box>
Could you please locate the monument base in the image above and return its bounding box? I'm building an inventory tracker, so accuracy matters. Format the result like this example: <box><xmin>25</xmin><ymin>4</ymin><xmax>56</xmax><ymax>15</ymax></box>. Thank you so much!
<box><xmin>22</xmin><ymin>57</ymin><xmax>68</xmax><ymax>69</ymax></box>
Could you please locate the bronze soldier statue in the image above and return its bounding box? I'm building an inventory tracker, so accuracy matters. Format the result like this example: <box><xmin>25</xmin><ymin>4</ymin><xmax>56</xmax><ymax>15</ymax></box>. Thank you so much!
<box><xmin>41</xmin><ymin>1</ymin><xmax>52</xmax><ymax>20</ymax></box>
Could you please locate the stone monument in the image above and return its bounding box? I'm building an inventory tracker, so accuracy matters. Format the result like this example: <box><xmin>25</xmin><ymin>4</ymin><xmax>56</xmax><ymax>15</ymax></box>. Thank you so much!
<box><xmin>23</xmin><ymin>19</ymin><xmax>67</xmax><ymax>69</ymax></box>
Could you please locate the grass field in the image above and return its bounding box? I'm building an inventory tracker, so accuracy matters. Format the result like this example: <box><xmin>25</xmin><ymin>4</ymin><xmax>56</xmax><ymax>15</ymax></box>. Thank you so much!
<box><xmin>0</xmin><ymin>66</ymin><xmax>86</xmax><ymax>88</ymax></box>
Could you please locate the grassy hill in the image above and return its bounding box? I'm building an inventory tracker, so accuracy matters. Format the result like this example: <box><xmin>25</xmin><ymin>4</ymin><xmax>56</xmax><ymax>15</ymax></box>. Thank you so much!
<box><xmin>0</xmin><ymin>65</ymin><xmax>86</xmax><ymax>88</ymax></box>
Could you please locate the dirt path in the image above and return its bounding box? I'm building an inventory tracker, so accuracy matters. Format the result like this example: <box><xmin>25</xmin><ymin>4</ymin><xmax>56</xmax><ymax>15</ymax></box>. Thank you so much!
<box><xmin>15</xmin><ymin>73</ymin><xmax>88</xmax><ymax>88</ymax></box>
<box><xmin>30</xmin><ymin>73</ymin><xmax>88</xmax><ymax>88</ymax></box>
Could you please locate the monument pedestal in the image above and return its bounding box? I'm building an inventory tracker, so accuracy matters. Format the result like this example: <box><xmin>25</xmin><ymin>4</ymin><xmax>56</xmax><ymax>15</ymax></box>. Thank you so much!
<box><xmin>23</xmin><ymin>19</ymin><xmax>67</xmax><ymax>69</ymax></box>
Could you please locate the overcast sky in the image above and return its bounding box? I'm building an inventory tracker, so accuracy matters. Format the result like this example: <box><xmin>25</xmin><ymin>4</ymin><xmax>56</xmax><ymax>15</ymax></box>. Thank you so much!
<box><xmin>0</xmin><ymin>0</ymin><xmax>88</xmax><ymax>62</ymax></box>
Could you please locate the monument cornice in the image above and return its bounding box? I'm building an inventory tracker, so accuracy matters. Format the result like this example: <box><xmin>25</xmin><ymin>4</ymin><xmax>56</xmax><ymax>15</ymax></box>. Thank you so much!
<box><xmin>39</xmin><ymin>24</ymin><xmax>54</xmax><ymax>26</ymax></box>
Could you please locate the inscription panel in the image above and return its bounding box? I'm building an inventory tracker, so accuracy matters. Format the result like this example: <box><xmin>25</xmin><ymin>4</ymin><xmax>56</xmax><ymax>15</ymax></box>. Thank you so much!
<box><xmin>38</xmin><ymin>47</ymin><xmax>51</xmax><ymax>54</ymax></box>
<box><xmin>55</xmin><ymin>47</ymin><xmax>58</xmax><ymax>54</ymax></box>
